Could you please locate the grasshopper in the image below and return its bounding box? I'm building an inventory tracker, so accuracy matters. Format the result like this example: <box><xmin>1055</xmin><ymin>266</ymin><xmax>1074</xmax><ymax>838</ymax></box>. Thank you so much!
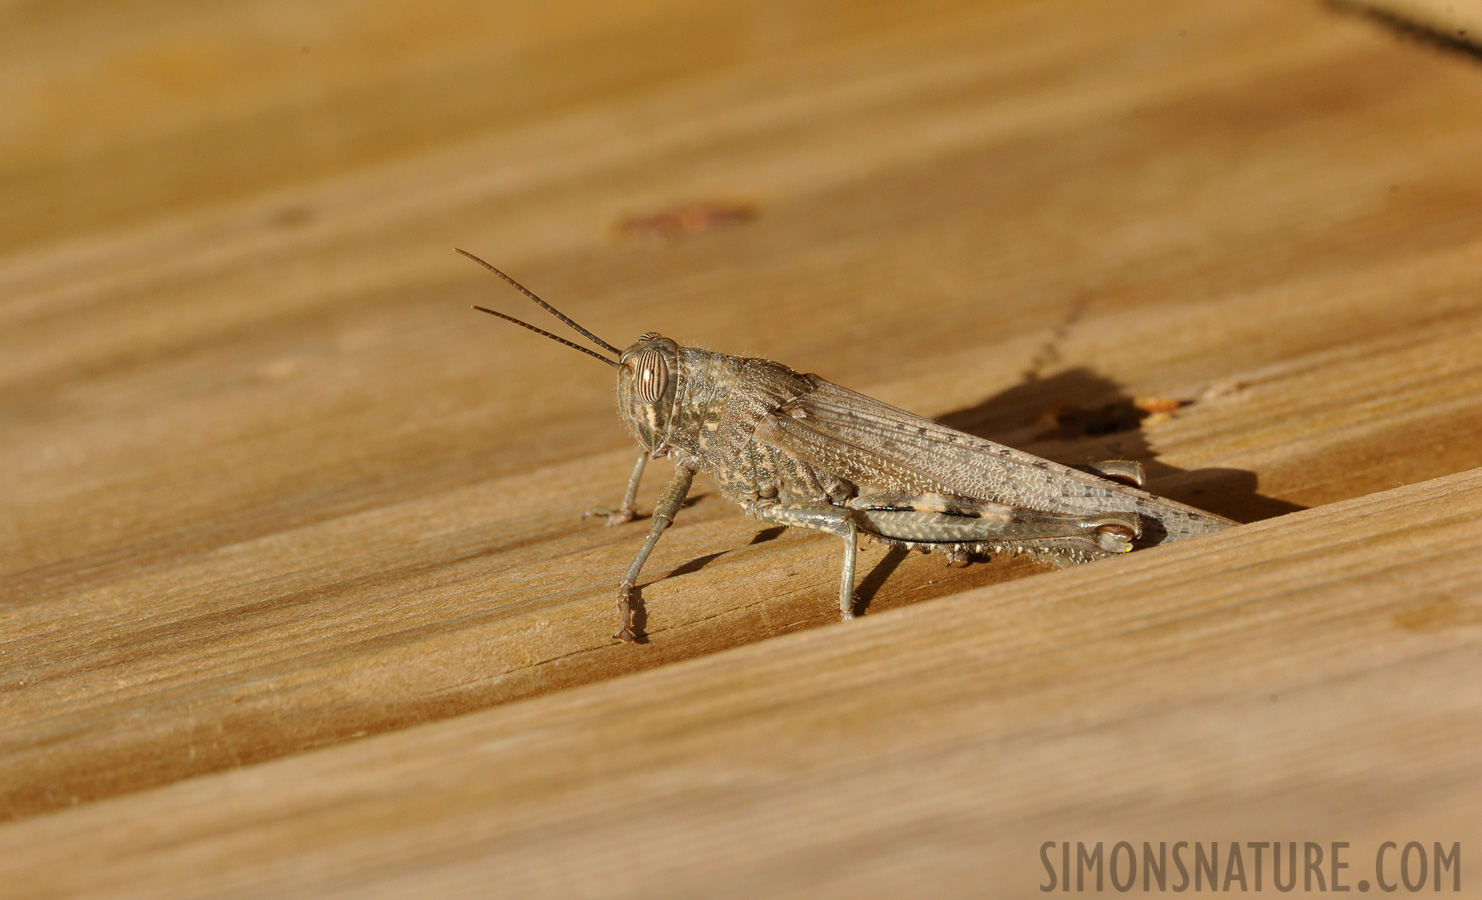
<box><xmin>459</xmin><ymin>250</ymin><xmax>1235</xmax><ymax>642</ymax></box>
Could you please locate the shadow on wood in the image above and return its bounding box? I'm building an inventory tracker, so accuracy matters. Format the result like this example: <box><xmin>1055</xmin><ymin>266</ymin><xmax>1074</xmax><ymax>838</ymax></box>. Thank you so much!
<box><xmin>937</xmin><ymin>366</ymin><xmax>1307</xmax><ymax>524</ymax></box>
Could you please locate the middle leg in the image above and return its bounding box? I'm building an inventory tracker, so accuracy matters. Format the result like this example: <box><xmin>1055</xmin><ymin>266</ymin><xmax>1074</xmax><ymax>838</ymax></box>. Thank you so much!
<box><xmin>746</xmin><ymin>501</ymin><xmax>859</xmax><ymax>621</ymax></box>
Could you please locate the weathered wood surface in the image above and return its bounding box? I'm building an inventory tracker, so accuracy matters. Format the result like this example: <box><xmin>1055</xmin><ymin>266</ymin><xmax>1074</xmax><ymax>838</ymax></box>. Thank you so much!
<box><xmin>2</xmin><ymin>469</ymin><xmax>1480</xmax><ymax>898</ymax></box>
<box><xmin>2</xmin><ymin>0</ymin><xmax>1482</xmax><ymax>893</ymax></box>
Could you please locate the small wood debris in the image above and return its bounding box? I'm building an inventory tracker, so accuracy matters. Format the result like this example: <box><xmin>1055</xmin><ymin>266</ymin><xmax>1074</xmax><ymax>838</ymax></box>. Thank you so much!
<box><xmin>615</xmin><ymin>201</ymin><xmax>759</xmax><ymax>242</ymax></box>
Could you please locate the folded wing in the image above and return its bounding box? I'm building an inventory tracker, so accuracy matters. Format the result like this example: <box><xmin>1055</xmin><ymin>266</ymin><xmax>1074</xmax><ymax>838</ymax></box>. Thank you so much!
<box><xmin>762</xmin><ymin>378</ymin><xmax>1234</xmax><ymax>545</ymax></box>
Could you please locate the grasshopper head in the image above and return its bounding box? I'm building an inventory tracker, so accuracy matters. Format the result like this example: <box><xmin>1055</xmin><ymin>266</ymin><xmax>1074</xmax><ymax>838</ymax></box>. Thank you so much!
<box><xmin>616</xmin><ymin>333</ymin><xmax>682</xmax><ymax>454</ymax></box>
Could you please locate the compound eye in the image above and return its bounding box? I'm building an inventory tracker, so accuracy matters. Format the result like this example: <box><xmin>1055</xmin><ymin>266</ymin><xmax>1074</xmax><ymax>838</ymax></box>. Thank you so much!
<box><xmin>635</xmin><ymin>348</ymin><xmax>668</xmax><ymax>404</ymax></box>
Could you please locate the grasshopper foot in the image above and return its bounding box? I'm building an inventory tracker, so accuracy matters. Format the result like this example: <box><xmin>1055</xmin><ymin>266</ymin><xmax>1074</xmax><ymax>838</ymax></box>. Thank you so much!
<box><xmin>584</xmin><ymin>505</ymin><xmax>637</xmax><ymax>526</ymax></box>
<box><xmin>614</xmin><ymin>584</ymin><xmax>645</xmax><ymax>643</ymax></box>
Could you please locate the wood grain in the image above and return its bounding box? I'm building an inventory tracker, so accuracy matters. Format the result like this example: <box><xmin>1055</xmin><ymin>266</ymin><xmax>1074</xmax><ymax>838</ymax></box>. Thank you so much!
<box><xmin>2</xmin><ymin>0</ymin><xmax>1482</xmax><ymax>890</ymax></box>
<box><xmin>2</xmin><ymin>468</ymin><xmax>1478</xmax><ymax>898</ymax></box>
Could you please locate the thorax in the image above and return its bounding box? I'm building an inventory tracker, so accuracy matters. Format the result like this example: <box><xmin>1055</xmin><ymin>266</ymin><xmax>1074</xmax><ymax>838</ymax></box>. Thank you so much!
<box><xmin>662</xmin><ymin>348</ymin><xmax>828</xmax><ymax>503</ymax></box>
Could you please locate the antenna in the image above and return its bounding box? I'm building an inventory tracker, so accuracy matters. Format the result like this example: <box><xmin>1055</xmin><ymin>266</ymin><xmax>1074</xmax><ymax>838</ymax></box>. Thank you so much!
<box><xmin>471</xmin><ymin>306</ymin><xmax>619</xmax><ymax>368</ymax></box>
<box><xmin>455</xmin><ymin>248</ymin><xmax>622</xmax><ymax>356</ymax></box>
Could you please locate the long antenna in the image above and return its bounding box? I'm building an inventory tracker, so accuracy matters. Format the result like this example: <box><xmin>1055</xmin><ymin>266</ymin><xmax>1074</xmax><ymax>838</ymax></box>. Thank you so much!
<box><xmin>471</xmin><ymin>306</ymin><xmax>619</xmax><ymax>368</ymax></box>
<box><xmin>455</xmin><ymin>248</ymin><xmax>622</xmax><ymax>356</ymax></box>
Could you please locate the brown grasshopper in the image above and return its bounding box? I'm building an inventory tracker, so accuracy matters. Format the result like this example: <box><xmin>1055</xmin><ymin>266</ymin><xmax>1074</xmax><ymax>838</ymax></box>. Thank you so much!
<box><xmin>459</xmin><ymin>250</ymin><xmax>1235</xmax><ymax>642</ymax></box>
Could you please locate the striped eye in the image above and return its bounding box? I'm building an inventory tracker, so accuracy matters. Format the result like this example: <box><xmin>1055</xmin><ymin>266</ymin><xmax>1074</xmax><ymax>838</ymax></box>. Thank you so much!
<box><xmin>635</xmin><ymin>348</ymin><xmax>668</xmax><ymax>404</ymax></box>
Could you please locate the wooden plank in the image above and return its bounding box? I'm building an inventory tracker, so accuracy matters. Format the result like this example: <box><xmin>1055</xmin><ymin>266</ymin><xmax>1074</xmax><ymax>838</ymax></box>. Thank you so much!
<box><xmin>0</xmin><ymin>0</ymin><xmax>983</xmax><ymax>256</ymax></box>
<box><xmin>4</xmin><ymin>0</ymin><xmax>1482</xmax><ymax>837</ymax></box>
<box><xmin>1</xmin><ymin>468</ymin><xmax>1478</xmax><ymax>898</ymax></box>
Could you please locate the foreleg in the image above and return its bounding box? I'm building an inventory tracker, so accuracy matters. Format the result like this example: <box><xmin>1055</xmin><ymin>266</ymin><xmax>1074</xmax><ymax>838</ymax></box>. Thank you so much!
<box><xmin>584</xmin><ymin>452</ymin><xmax>648</xmax><ymax>526</ymax></box>
<box><xmin>614</xmin><ymin>464</ymin><xmax>694</xmax><ymax>642</ymax></box>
